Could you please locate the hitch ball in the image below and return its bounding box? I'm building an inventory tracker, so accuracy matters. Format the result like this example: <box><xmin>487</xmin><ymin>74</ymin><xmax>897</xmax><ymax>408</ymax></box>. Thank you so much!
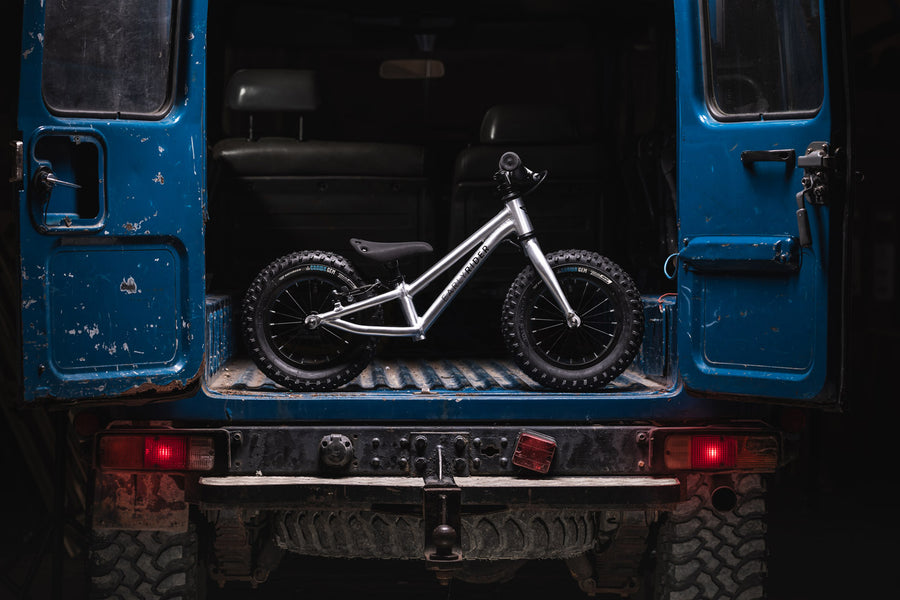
<box><xmin>431</xmin><ymin>524</ymin><xmax>457</xmax><ymax>557</ymax></box>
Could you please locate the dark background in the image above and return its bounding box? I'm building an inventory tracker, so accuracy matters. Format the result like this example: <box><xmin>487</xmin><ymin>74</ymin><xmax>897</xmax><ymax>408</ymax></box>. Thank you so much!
<box><xmin>1</xmin><ymin>1</ymin><xmax>898</xmax><ymax>598</ymax></box>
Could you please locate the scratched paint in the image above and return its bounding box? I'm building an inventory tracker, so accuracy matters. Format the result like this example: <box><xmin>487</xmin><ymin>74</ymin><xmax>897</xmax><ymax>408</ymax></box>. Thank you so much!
<box><xmin>120</xmin><ymin>276</ymin><xmax>141</xmax><ymax>294</ymax></box>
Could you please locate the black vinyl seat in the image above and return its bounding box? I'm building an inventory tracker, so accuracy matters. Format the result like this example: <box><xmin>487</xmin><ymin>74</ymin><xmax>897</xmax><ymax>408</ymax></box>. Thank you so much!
<box><xmin>350</xmin><ymin>238</ymin><xmax>433</xmax><ymax>263</ymax></box>
<box><xmin>214</xmin><ymin>138</ymin><xmax>425</xmax><ymax>178</ymax></box>
<box><xmin>209</xmin><ymin>69</ymin><xmax>430</xmax><ymax>289</ymax></box>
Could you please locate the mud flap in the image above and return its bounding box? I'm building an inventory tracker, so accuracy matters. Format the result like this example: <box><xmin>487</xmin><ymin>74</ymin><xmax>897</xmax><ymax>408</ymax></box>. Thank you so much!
<box><xmin>93</xmin><ymin>472</ymin><xmax>188</xmax><ymax>532</ymax></box>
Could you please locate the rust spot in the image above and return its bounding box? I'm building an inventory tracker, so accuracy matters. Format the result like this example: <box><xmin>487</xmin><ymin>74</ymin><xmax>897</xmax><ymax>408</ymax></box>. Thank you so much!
<box><xmin>30</xmin><ymin>360</ymin><xmax>203</xmax><ymax>405</ymax></box>
<box><xmin>121</xmin><ymin>361</ymin><xmax>204</xmax><ymax>398</ymax></box>
<box><xmin>93</xmin><ymin>472</ymin><xmax>188</xmax><ymax>532</ymax></box>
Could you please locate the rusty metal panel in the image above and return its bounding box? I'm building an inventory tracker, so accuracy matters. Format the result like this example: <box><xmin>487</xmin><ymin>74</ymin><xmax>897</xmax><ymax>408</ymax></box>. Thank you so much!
<box><xmin>93</xmin><ymin>472</ymin><xmax>188</xmax><ymax>532</ymax></box>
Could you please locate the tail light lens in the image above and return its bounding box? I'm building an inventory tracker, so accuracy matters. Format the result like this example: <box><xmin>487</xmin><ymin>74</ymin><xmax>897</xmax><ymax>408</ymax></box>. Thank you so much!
<box><xmin>664</xmin><ymin>434</ymin><xmax>777</xmax><ymax>471</ymax></box>
<box><xmin>691</xmin><ymin>436</ymin><xmax>737</xmax><ymax>469</ymax></box>
<box><xmin>98</xmin><ymin>434</ymin><xmax>215</xmax><ymax>471</ymax></box>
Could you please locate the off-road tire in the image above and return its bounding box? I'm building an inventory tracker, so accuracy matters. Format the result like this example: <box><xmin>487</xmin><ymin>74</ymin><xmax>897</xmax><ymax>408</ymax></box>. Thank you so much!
<box><xmin>502</xmin><ymin>249</ymin><xmax>643</xmax><ymax>391</ymax></box>
<box><xmin>653</xmin><ymin>473</ymin><xmax>768</xmax><ymax>600</ymax></box>
<box><xmin>275</xmin><ymin>508</ymin><xmax>598</xmax><ymax>560</ymax></box>
<box><xmin>242</xmin><ymin>251</ymin><xmax>377</xmax><ymax>391</ymax></box>
<box><xmin>90</xmin><ymin>526</ymin><xmax>203</xmax><ymax>600</ymax></box>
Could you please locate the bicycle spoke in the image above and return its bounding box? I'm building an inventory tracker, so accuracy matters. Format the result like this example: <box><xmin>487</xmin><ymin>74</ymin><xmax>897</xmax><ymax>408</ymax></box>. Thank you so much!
<box><xmin>283</xmin><ymin>288</ymin><xmax>308</xmax><ymax>317</ymax></box>
<box><xmin>531</xmin><ymin>321</ymin><xmax>567</xmax><ymax>334</ymax></box>
<box><xmin>579</xmin><ymin>296</ymin><xmax>610</xmax><ymax>319</ymax></box>
<box><xmin>539</xmin><ymin>326</ymin><xmax>569</xmax><ymax>356</ymax></box>
<box><xmin>269</xmin><ymin>308</ymin><xmax>307</xmax><ymax>321</ymax></box>
<box><xmin>581</xmin><ymin>322</ymin><xmax>616</xmax><ymax>337</ymax></box>
<box><xmin>269</xmin><ymin>319</ymin><xmax>307</xmax><ymax>326</ymax></box>
<box><xmin>319</xmin><ymin>325</ymin><xmax>350</xmax><ymax>345</ymax></box>
<box><xmin>534</xmin><ymin>294</ymin><xmax>562</xmax><ymax>315</ymax></box>
<box><xmin>576</xmin><ymin>327</ymin><xmax>612</xmax><ymax>356</ymax></box>
<box><xmin>275</xmin><ymin>326</ymin><xmax>313</xmax><ymax>353</ymax></box>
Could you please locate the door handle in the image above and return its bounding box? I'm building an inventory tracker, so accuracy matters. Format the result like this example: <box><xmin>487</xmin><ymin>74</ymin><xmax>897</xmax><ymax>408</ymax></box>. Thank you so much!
<box><xmin>740</xmin><ymin>149</ymin><xmax>796</xmax><ymax>165</ymax></box>
<box><xmin>34</xmin><ymin>166</ymin><xmax>82</xmax><ymax>191</ymax></box>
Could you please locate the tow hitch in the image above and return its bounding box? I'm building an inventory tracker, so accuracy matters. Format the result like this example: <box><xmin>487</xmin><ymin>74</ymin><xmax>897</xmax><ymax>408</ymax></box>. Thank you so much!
<box><xmin>422</xmin><ymin>441</ymin><xmax>463</xmax><ymax>584</ymax></box>
<box><xmin>424</xmin><ymin>486</ymin><xmax>462</xmax><ymax>583</ymax></box>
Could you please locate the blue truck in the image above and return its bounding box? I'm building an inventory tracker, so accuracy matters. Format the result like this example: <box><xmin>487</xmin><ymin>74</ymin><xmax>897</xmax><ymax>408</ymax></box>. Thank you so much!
<box><xmin>7</xmin><ymin>0</ymin><xmax>851</xmax><ymax>597</ymax></box>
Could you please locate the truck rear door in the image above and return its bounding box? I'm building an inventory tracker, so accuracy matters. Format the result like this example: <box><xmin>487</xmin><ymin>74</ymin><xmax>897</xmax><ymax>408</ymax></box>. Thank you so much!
<box><xmin>17</xmin><ymin>0</ymin><xmax>207</xmax><ymax>401</ymax></box>
<box><xmin>675</xmin><ymin>0</ymin><xmax>839</xmax><ymax>402</ymax></box>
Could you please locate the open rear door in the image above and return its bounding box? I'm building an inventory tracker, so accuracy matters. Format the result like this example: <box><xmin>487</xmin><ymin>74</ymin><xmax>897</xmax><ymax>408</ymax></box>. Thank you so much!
<box><xmin>674</xmin><ymin>0</ymin><xmax>839</xmax><ymax>403</ymax></box>
<box><xmin>17</xmin><ymin>0</ymin><xmax>207</xmax><ymax>401</ymax></box>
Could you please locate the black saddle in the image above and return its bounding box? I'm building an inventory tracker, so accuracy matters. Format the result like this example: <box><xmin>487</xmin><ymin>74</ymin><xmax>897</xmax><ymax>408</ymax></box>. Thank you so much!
<box><xmin>350</xmin><ymin>238</ymin><xmax>433</xmax><ymax>263</ymax></box>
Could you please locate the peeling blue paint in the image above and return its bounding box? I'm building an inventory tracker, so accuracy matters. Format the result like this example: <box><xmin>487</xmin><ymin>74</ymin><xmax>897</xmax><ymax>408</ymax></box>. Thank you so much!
<box><xmin>674</xmin><ymin>0</ymin><xmax>830</xmax><ymax>400</ymax></box>
<box><xmin>17</xmin><ymin>0</ymin><xmax>208</xmax><ymax>401</ymax></box>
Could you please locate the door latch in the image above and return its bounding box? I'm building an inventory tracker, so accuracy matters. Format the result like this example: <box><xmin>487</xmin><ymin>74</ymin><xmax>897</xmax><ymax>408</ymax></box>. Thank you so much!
<box><xmin>797</xmin><ymin>142</ymin><xmax>835</xmax><ymax>206</ymax></box>
<box><xmin>34</xmin><ymin>166</ymin><xmax>82</xmax><ymax>191</ymax></box>
<box><xmin>795</xmin><ymin>142</ymin><xmax>837</xmax><ymax>248</ymax></box>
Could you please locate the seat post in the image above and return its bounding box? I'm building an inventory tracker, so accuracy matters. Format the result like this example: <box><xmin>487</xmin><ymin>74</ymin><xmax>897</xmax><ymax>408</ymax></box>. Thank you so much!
<box><xmin>384</xmin><ymin>259</ymin><xmax>404</xmax><ymax>285</ymax></box>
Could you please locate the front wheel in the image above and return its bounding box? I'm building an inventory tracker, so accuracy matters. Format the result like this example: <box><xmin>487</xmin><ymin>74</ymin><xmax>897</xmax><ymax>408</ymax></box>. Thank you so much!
<box><xmin>501</xmin><ymin>250</ymin><xmax>643</xmax><ymax>391</ymax></box>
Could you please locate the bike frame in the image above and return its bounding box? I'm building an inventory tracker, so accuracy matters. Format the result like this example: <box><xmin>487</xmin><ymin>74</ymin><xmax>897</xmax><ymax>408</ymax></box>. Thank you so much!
<box><xmin>305</xmin><ymin>194</ymin><xmax>580</xmax><ymax>339</ymax></box>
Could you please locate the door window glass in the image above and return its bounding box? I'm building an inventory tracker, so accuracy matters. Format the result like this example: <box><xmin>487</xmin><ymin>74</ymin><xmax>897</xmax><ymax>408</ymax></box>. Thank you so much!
<box><xmin>704</xmin><ymin>0</ymin><xmax>823</xmax><ymax>120</ymax></box>
<box><xmin>42</xmin><ymin>0</ymin><xmax>176</xmax><ymax>117</ymax></box>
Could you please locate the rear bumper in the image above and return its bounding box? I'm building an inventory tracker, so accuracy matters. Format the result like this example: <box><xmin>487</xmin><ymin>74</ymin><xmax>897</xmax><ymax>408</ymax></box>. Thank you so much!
<box><xmin>198</xmin><ymin>474</ymin><xmax>682</xmax><ymax>509</ymax></box>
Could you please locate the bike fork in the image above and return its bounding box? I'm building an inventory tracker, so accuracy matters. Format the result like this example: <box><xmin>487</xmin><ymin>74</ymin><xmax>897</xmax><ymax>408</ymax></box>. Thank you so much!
<box><xmin>507</xmin><ymin>197</ymin><xmax>581</xmax><ymax>328</ymax></box>
<box><xmin>520</xmin><ymin>238</ymin><xmax>581</xmax><ymax>327</ymax></box>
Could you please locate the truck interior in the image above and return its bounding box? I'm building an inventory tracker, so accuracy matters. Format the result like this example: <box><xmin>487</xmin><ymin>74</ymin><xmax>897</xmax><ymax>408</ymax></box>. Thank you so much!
<box><xmin>203</xmin><ymin>0</ymin><xmax>678</xmax><ymax>394</ymax></box>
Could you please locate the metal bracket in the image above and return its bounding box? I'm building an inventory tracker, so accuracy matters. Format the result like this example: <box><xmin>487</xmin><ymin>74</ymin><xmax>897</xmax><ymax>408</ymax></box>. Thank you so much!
<box><xmin>797</xmin><ymin>142</ymin><xmax>836</xmax><ymax>206</ymax></box>
<box><xmin>797</xmin><ymin>142</ymin><xmax>836</xmax><ymax>171</ymax></box>
<box><xmin>9</xmin><ymin>140</ymin><xmax>23</xmax><ymax>187</ymax></box>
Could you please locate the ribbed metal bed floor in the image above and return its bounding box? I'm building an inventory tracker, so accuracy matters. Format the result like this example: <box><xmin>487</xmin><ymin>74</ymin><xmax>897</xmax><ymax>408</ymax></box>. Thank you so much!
<box><xmin>207</xmin><ymin>357</ymin><xmax>665</xmax><ymax>395</ymax></box>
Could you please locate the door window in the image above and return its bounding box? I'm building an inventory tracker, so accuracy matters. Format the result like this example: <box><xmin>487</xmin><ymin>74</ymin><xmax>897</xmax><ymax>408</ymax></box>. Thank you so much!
<box><xmin>704</xmin><ymin>0</ymin><xmax>823</xmax><ymax>120</ymax></box>
<box><xmin>42</xmin><ymin>0</ymin><xmax>177</xmax><ymax>118</ymax></box>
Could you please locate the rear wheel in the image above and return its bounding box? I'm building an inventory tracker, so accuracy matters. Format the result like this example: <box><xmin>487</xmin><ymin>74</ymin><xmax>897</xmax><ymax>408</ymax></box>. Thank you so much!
<box><xmin>502</xmin><ymin>250</ymin><xmax>643</xmax><ymax>391</ymax></box>
<box><xmin>242</xmin><ymin>251</ymin><xmax>378</xmax><ymax>391</ymax></box>
<box><xmin>652</xmin><ymin>473</ymin><xmax>768</xmax><ymax>599</ymax></box>
<box><xmin>90</xmin><ymin>525</ymin><xmax>203</xmax><ymax>600</ymax></box>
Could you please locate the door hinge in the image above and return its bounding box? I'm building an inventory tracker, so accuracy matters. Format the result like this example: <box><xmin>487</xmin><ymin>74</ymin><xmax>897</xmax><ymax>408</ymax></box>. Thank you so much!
<box><xmin>9</xmin><ymin>141</ymin><xmax>23</xmax><ymax>188</ymax></box>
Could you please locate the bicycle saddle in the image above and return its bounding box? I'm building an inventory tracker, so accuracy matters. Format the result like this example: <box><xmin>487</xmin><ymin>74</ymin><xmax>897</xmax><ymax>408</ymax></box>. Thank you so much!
<box><xmin>350</xmin><ymin>238</ymin><xmax>433</xmax><ymax>263</ymax></box>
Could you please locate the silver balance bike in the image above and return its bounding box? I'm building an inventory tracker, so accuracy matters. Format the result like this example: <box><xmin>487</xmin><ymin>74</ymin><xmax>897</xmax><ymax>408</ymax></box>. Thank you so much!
<box><xmin>242</xmin><ymin>152</ymin><xmax>644</xmax><ymax>391</ymax></box>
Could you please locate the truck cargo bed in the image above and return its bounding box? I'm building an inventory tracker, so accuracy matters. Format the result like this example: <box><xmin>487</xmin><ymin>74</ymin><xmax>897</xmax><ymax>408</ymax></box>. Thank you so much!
<box><xmin>207</xmin><ymin>357</ymin><xmax>667</xmax><ymax>395</ymax></box>
<box><xmin>205</xmin><ymin>294</ymin><xmax>675</xmax><ymax>397</ymax></box>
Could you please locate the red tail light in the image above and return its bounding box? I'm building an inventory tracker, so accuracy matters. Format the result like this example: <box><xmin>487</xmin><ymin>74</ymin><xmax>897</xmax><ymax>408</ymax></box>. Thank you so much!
<box><xmin>663</xmin><ymin>433</ymin><xmax>777</xmax><ymax>471</ymax></box>
<box><xmin>691</xmin><ymin>436</ymin><xmax>737</xmax><ymax>469</ymax></box>
<box><xmin>98</xmin><ymin>434</ymin><xmax>215</xmax><ymax>471</ymax></box>
<box><xmin>145</xmin><ymin>436</ymin><xmax>188</xmax><ymax>469</ymax></box>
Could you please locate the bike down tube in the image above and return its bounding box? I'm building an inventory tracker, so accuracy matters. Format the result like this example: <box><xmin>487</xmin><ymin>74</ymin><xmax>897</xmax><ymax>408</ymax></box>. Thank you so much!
<box><xmin>312</xmin><ymin>207</ymin><xmax>517</xmax><ymax>337</ymax></box>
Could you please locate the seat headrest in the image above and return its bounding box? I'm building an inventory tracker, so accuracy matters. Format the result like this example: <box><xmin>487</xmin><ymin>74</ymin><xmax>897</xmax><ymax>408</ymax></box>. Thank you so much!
<box><xmin>479</xmin><ymin>104</ymin><xmax>579</xmax><ymax>144</ymax></box>
<box><xmin>225</xmin><ymin>69</ymin><xmax>320</xmax><ymax>112</ymax></box>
